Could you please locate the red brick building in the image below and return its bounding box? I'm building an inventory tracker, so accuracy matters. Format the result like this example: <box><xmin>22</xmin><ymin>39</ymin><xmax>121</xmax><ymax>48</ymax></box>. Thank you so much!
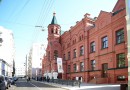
<box><xmin>42</xmin><ymin>0</ymin><xmax>128</xmax><ymax>84</ymax></box>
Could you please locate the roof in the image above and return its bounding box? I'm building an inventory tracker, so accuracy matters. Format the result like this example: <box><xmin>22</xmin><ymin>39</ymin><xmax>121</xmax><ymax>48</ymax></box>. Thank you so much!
<box><xmin>51</xmin><ymin>12</ymin><xmax>58</xmax><ymax>24</ymax></box>
<box><xmin>112</xmin><ymin>8</ymin><xmax>125</xmax><ymax>16</ymax></box>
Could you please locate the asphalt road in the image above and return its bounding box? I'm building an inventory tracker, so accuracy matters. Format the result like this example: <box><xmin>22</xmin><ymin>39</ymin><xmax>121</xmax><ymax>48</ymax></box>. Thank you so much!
<box><xmin>8</xmin><ymin>78</ymin><xmax>67</xmax><ymax>90</ymax></box>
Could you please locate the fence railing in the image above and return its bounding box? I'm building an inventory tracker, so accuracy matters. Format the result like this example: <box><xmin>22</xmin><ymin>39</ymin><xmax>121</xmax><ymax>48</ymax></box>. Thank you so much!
<box><xmin>47</xmin><ymin>79</ymin><xmax>81</xmax><ymax>87</ymax></box>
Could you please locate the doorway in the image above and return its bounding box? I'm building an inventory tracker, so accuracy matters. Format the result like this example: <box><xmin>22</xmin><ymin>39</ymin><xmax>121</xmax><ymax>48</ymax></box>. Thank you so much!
<box><xmin>102</xmin><ymin>63</ymin><xmax>108</xmax><ymax>78</ymax></box>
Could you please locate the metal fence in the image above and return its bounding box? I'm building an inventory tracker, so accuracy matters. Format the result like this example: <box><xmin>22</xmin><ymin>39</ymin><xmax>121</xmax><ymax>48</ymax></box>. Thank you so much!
<box><xmin>48</xmin><ymin>79</ymin><xmax>81</xmax><ymax>87</ymax></box>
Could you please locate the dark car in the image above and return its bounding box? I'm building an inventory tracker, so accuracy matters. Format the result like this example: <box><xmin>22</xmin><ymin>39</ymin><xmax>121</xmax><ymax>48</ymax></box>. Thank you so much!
<box><xmin>9</xmin><ymin>77</ymin><xmax>15</xmax><ymax>85</ymax></box>
<box><xmin>5</xmin><ymin>76</ymin><xmax>11</xmax><ymax>89</ymax></box>
<box><xmin>0</xmin><ymin>75</ymin><xmax>6</xmax><ymax>90</ymax></box>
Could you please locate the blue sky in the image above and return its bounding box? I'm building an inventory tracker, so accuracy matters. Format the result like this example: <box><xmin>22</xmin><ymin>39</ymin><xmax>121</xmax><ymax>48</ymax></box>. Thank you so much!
<box><xmin>0</xmin><ymin>0</ymin><xmax>118</xmax><ymax>65</ymax></box>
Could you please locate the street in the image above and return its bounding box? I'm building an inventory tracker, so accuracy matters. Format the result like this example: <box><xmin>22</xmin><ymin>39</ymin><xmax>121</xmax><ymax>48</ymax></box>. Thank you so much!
<box><xmin>7</xmin><ymin>78</ymin><xmax>122</xmax><ymax>90</ymax></box>
<box><xmin>8</xmin><ymin>78</ymin><xmax>66</xmax><ymax>90</ymax></box>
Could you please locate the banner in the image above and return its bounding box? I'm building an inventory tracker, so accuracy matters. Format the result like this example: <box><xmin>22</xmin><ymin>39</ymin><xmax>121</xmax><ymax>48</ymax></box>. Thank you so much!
<box><xmin>57</xmin><ymin>58</ymin><xmax>63</xmax><ymax>73</ymax></box>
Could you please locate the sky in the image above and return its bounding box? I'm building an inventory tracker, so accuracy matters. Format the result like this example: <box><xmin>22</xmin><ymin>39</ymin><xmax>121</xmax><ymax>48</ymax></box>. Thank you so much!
<box><xmin>0</xmin><ymin>0</ymin><xmax>118</xmax><ymax>66</ymax></box>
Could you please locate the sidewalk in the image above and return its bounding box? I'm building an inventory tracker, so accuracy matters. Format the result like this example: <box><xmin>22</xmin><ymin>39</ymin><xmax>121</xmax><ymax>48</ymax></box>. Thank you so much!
<box><xmin>38</xmin><ymin>81</ymin><xmax>120</xmax><ymax>90</ymax></box>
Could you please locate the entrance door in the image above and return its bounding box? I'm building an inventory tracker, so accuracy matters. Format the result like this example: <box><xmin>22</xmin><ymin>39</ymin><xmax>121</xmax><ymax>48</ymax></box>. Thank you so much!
<box><xmin>102</xmin><ymin>63</ymin><xmax>108</xmax><ymax>78</ymax></box>
<box><xmin>57</xmin><ymin>73</ymin><xmax>62</xmax><ymax>79</ymax></box>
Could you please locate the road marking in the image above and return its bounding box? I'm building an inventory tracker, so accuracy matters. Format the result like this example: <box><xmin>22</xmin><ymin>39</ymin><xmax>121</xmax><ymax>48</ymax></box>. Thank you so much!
<box><xmin>29</xmin><ymin>82</ymin><xmax>42</xmax><ymax>90</ymax></box>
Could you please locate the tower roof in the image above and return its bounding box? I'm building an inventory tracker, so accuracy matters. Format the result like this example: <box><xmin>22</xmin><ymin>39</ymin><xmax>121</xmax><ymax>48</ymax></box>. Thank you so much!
<box><xmin>51</xmin><ymin>12</ymin><xmax>58</xmax><ymax>24</ymax></box>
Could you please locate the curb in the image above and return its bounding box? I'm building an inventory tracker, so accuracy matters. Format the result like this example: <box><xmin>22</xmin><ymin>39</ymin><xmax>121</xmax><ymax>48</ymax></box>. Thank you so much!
<box><xmin>35</xmin><ymin>80</ymin><xmax>70</xmax><ymax>90</ymax></box>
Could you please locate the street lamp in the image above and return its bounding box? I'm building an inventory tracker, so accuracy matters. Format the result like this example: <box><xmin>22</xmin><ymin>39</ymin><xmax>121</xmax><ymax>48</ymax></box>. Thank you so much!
<box><xmin>35</xmin><ymin>26</ymin><xmax>45</xmax><ymax>31</ymax></box>
<box><xmin>24</xmin><ymin>55</ymin><xmax>27</xmax><ymax>77</ymax></box>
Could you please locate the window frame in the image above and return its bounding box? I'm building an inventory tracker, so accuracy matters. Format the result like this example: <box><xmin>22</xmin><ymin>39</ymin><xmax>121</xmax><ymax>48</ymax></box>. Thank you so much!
<box><xmin>80</xmin><ymin>46</ymin><xmax>84</xmax><ymax>56</ymax></box>
<box><xmin>91</xmin><ymin>60</ymin><xmax>96</xmax><ymax>70</ymax></box>
<box><xmin>80</xmin><ymin>62</ymin><xmax>84</xmax><ymax>72</ymax></box>
<box><xmin>73</xmin><ymin>64</ymin><xmax>77</xmax><ymax>72</ymax></box>
<box><xmin>90</xmin><ymin>41</ymin><xmax>95</xmax><ymax>53</ymax></box>
<box><xmin>101</xmin><ymin>36</ymin><xmax>108</xmax><ymax>49</ymax></box>
<box><xmin>117</xmin><ymin>53</ymin><xmax>125</xmax><ymax>68</ymax></box>
<box><xmin>73</xmin><ymin>49</ymin><xmax>77</xmax><ymax>58</ymax></box>
<box><xmin>48</xmin><ymin>51</ymin><xmax>50</xmax><ymax>61</ymax></box>
<box><xmin>68</xmin><ymin>51</ymin><xmax>70</xmax><ymax>60</ymax></box>
<box><xmin>54</xmin><ymin>50</ymin><xmax>58</xmax><ymax>60</ymax></box>
<box><xmin>63</xmin><ymin>54</ymin><xmax>66</xmax><ymax>60</ymax></box>
<box><xmin>116</xmin><ymin>29</ymin><xmax>124</xmax><ymax>44</ymax></box>
<box><xmin>67</xmin><ymin>65</ymin><xmax>71</xmax><ymax>73</ymax></box>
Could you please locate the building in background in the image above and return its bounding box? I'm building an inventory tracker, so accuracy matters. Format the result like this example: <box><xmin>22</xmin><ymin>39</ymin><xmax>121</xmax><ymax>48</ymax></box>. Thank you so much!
<box><xmin>125</xmin><ymin>0</ymin><xmax>130</xmax><ymax>88</ymax></box>
<box><xmin>15</xmin><ymin>65</ymin><xmax>25</xmax><ymax>77</ymax></box>
<box><xmin>0</xmin><ymin>26</ymin><xmax>15</xmax><ymax>77</ymax></box>
<box><xmin>42</xmin><ymin>0</ymin><xmax>128</xmax><ymax>84</ymax></box>
<box><xmin>28</xmin><ymin>43</ymin><xmax>45</xmax><ymax>80</ymax></box>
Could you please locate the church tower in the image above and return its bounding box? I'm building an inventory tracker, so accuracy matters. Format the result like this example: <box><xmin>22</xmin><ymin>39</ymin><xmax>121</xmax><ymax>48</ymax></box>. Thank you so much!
<box><xmin>46</xmin><ymin>12</ymin><xmax>62</xmax><ymax>79</ymax></box>
<box><xmin>48</xmin><ymin>12</ymin><xmax>61</xmax><ymax>42</ymax></box>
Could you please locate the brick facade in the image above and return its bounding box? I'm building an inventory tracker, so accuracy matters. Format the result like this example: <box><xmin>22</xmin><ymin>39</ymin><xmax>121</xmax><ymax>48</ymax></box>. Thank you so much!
<box><xmin>42</xmin><ymin>0</ymin><xmax>128</xmax><ymax>84</ymax></box>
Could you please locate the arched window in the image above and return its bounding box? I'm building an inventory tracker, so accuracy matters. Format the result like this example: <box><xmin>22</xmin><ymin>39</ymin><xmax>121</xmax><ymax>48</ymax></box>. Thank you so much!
<box><xmin>51</xmin><ymin>28</ymin><xmax>53</xmax><ymax>33</ymax></box>
<box><xmin>48</xmin><ymin>51</ymin><xmax>50</xmax><ymax>61</ymax></box>
<box><xmin>54</xmin><ymin>50</ymin><xmax>58</xmax><ymax>60</ymax></box>
<box><xmin>56</xmin><ymin>30</ymin><xmax>58</xmax><ymax>34</ymax></box>
<box><xmin>56</xmin><ymin>28</ymin><xmax>58</xmax><ymax>34</ymax></box>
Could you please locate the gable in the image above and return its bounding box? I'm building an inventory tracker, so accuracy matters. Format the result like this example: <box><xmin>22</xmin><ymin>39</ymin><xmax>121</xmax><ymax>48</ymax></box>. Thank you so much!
<box><xmin>95</xmin><ymin>11</ymin><xmax>111</xmax><ymax>29</ymax></box>
<box><xmin>112</xmin><ymin>0</ymin><xmax>125</xmax><ymax>12</ymax></box>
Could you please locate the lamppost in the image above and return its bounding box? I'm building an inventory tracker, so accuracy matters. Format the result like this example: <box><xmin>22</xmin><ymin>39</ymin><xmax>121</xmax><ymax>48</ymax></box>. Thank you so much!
<box><xmin>24</xmin><ymin>55</ymin><xmax>27</xmax><ymax>77</ymax></box>
<box><xmin>35</xmin><ymin>26</ymin><xmax>45</xmax><ymax>31</ymax></box>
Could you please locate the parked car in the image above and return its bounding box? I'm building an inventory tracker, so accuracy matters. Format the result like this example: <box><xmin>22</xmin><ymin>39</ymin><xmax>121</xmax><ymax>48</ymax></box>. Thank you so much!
<box><xmin>5</xmin><ymin>76</ymin><xmax>11</xmax><ymax>89</ymax></box>
<box><xmin>0</xmin><ymin>75</ymin><xmax>6</xmax><ymax>90</ymax></box>
<box><xmin>9</xmin><ymin>77</ymin><xmax>15</xmax><ymax>85</ymax></box>
<box><xmin>13</xmin><ymin>77</ymin><xmax>18</xmax><ymax>81</ymax></box>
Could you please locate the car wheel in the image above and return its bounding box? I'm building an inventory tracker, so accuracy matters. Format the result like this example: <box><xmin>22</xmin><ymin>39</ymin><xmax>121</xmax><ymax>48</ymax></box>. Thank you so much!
<box><xmin>6</xmin><ymin>85</ymin><xmax>8</xmax><ymax>89</ymax></box>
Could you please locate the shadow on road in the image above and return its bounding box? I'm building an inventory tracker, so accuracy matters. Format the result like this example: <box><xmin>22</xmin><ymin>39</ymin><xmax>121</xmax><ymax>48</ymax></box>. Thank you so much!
<box><xmin>14</xmin><ymin>79</ymin><xmax>59</xmax><ymax>88</ymax></box>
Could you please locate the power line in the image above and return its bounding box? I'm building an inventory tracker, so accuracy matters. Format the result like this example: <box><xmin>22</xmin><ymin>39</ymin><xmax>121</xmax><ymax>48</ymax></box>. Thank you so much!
<box><xmin>13</xmin><ymin>0</ymin><xmax>31</xmax><ymax>23</ymax></box>
<box><xmin>29</xmin><ymin>0</ymin><xmax>55</xmax><ymax>46</ymax></box>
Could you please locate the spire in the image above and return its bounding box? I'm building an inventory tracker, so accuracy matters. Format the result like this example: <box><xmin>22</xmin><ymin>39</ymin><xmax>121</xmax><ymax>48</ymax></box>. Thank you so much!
<box><xmin>51</xmin><ymin>12</ymin><xmax>58</xmax><ymax>24</ymax></box>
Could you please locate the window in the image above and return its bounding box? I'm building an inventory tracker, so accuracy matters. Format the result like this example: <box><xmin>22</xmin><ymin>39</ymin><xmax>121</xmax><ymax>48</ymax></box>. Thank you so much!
<box><xmin>73</xmin><ymin>64</ymin><xmax>77</xmax><ymax>72</ymax></box>
<box><xmin>116</xmin><ymin>29</ymin><xmax>124</xmax><ymax>44</ymax></box>
<box><xmin>48</xmin><ymin>51</ymin><xmax>50</xmax><ymax>61</ymax></box>
<box><xmin>90</xmin><ymin>42</ymin><xmax>95</xmax><ymax>53</ymax></box>
<box><xmin>79</xmin><ymin>36</ymin><xmax>82</xmax><ymax>41</ymax></box>
<box><xmin>68</xmin><ymin>65</ymin><xmax>70</xmax><ymax>73</ymax></box>
<box><xmin>79</xmin><ymin>35</ymin><xmax>83</xmax><ymax>41</ymax></box>
<box><xmin>72</xmin><ymin>39</ymin><xmax>76</xmax><ymax>44</ymax></box>
<box><xmin>80</xmin><ymin>62</ymin><xmax>84</xmax><ymax>71</ymax></box>
<box><xmin>80</xmin><ymin>46</ymin><xmax>84</xmax><ymax>56</ymax></box>
<box><xmin>51</xmin><ymin>28</ymin><xmax>53</xmax><ymax>33</ymax></box>
<box><xmin>68</xmin><ymin>51</ymin><xmax>70</xmax><ymax>60</ymax></box>
<box><xmin>54</xmin><ymin>50</ymin><xmax>58</xmax><ymax>60</ymax></box>
<box><xmin>102</xmin><ymin>36</ymin><xmax>108</xmax><ymax>49</ymax></box>
<box><xmin>73</xmin><ymin>49</ymin><xmax>77</xmax><ymax>58</ymax></box>
<box><xmin>56</xmin><ymin>28</ymin><xmax>58</xmax><ymax>34</ymax></box>
<box><xmin>117</xmin><ymin>75</ymin><xmax>126</xmax><ymax>81</ymax></box>
<box><xmin>117</xmin><ymin>53</ymin><xmax>125</xmax><ymax>68</ymax></box>
<box><xmin>63</xmin><ymin>54</ymin><xmax>66</xmax><ymax>60</ymax></box>
<box><xmin>91</xmin><ymin>60</ymin><xmax>96</xmax><ymax>70</ymax></box>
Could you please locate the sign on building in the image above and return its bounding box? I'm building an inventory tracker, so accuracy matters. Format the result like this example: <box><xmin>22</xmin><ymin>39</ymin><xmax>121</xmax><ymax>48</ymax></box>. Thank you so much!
<box><xmin>57</xmin><ymin>58</ymin><xmax>63</xmax><ymax>73</ymax></box>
